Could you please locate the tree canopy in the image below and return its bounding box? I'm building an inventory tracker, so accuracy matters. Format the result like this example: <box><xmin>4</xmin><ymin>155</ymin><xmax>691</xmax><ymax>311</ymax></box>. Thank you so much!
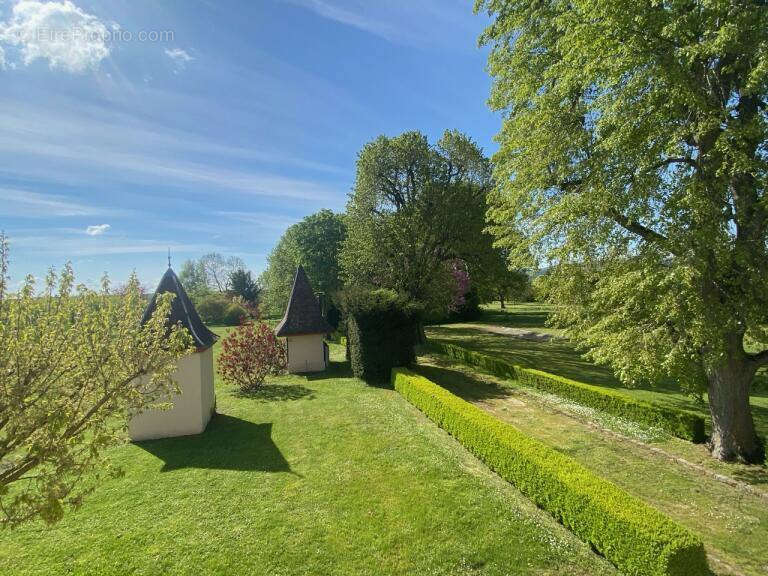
<box><xmin>229</xmin><ymin>268</ymin><xmax>261</xmax><ymax>304</ymax></box>
<box><xmin>260</xmin><ymin>210</ymin><xmax>346</xmax><ymax>317</ymax></box>
<box><xmin>479</xmin><ymin>0</ymin><xmax>768</xmax><ymax>461</ymax></box>
<box><xmin>179</xmin><ymin>253</ymin><xmax>246</xmax><ymax>297</ymax></box>
<box><xmin>341</xmin><ymin>130</ymin><xmax>494</xmax><ymax>316</ymax></box>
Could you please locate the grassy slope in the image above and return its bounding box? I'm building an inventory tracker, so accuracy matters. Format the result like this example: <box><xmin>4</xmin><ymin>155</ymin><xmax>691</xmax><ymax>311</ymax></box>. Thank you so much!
<box><xmin>426</xmin><ymin>303</ymin><xmax>768</xmax><ymax>439</ymax></box>
<box><xmin>0</xmin><ymin>330</ymin><xmax>615</xmax><ymax>576</ymax></box>
<box><xmin>414</xmin><ymin>354</ymin><xmax>768</xmax><ymax>576</ymax></box>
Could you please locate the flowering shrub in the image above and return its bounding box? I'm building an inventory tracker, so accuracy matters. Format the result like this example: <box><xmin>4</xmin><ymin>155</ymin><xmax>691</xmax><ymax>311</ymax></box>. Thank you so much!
<box><xmin>218</xmin><ymin>322</ymin><xmax>287</xmax><ymax>392</ymax></box>
<box><xmin>448</xmin><ymin>259</ymin><xmax>470</xmax><ymax>312</ymax></box>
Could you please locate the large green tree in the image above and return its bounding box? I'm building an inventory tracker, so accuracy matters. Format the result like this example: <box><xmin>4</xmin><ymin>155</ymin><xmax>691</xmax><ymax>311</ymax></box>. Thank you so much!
<box><xmin>260</xmin><ymin>210</ymin><xmax>346</xmax><ymax>317</ymax></box>
<box><xmin>341</xmin><ymin>130</ymin><xmax>493</xmax><ymax>316</ymax></box>
<box><xmin>0</xmin><ymin>236</ymin><xmax>191</xmax><ymax>526</ymax></box>
<box><xmin>479</xmin><ymin>0</ymin><xmax>768</xmax><ymax>461</ymax></box>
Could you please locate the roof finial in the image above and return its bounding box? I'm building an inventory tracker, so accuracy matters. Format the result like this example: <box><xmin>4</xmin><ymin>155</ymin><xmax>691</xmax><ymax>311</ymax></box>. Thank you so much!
<box><xmin>167</xmin><ymin>248</ymin><xmax>172</xmax><ymax>269</ymax></box>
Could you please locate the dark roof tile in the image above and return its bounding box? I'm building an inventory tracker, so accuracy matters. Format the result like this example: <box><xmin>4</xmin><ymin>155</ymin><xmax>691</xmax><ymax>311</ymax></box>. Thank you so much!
<box><xmin>141</xmin><ymin>267</ymin><xmax>218</xmax><ymax>349</ymax></box>
<box><xmin>275</xmin><ymin>266</ymin><xmax>332</xmax><ymax>337</ymax></box>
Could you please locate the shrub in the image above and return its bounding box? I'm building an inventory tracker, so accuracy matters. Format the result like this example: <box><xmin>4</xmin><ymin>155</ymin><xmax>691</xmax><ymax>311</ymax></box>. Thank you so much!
<box><xmin>342</xmin><ymin>288</ymin><xmax>421</xmax><ymax>383</ymax></box>
<box><xmin>429</xmin><ymin>341</ymin><xmax>706</xmax><ymax>443</ymax></box>
<box><xmin>218</xmin><ymin>322</ymin><xmax>287</xmax><ymax>392</ymax></box>
<box><xmin>223</xmin><ymin>302</ymin><xmax>248</xmax><ymax>326</ymax></box>
<box><xmin>392</xmin><ymin>368</ymin><xmax>709</xmax><ymax>576</ymax></box>
<box><xmin>197</xmin><ymin>294</ymin><xmax>229</xmax><ymax>324</ymax></box>
<box><xmin>197</xmin><ymin>294</ymin><xmax>248</xmax><ymax>326</ymax></box>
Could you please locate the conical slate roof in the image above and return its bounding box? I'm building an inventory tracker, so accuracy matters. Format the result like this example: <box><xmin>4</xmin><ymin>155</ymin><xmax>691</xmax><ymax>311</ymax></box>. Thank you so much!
<box><xmin>275</xmin><ymin>266</ymin><xmax>332</xmax><ymax>337</ymax></box>
<box><xmin>141</xmin><ymin>267</ymin><xmax>218</xmax><ymax>349</ymax></box>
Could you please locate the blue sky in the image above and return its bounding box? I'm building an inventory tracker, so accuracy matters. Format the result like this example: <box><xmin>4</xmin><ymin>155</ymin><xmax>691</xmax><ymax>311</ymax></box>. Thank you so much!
<box><xmin>0</xmin><ymin>0</ymin><xmax>499</xmax><ymax>290</ymax></box>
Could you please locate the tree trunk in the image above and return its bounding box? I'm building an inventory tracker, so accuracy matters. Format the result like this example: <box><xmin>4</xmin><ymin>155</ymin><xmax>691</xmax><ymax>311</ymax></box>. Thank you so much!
<box><xmin>416</xmin><ymin>321</ymin><xmax>427</xmax><ymax>345</ymax></box>
<box><xmin>706</xmin><ymin>336</ymin><xmax>763</xmax><ymax>463</ymax></box>
<box><xmin>499</xmin><ymin>292</ymin><xmax>505</xmax><ymax>309</ymax></box>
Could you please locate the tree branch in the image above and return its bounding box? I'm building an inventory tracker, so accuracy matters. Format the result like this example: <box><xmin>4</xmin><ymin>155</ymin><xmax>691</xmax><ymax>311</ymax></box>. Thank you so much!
<box><xmin>650</xmin><ymin>157</ymin><xmax>699</xmax><ymax>172</ymax></box>
<box><xmin>748</xmin><ymin>349</ymin><xmax>768</xmax><ymax>367</ymax></box>
<box><xmin>606</xmin><ymin>208</ymin><xmax>676</xmax><ymax>253</ymax></box>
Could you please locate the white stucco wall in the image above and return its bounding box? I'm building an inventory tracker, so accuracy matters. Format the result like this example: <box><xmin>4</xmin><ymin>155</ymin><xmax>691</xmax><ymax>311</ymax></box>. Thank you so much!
<box><xmin>286</xmin><ymin>334</ymin><xmax>327</xmax><ymax>373</ymax></box>
<box><xmin>129</xmin><ymin>346</ymin><xmax>215</xmax><ymax>441</ymax></box>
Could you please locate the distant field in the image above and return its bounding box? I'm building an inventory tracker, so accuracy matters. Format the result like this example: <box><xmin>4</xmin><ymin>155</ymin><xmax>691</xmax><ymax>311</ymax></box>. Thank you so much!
<box><xmin>426</xmin><ymin>303</ymin><xmax>768</xmax><ymax>439</ymax></box>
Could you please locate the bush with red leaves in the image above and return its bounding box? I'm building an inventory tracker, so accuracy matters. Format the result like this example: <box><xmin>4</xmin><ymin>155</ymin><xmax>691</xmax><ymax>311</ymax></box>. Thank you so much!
<box><xmin>218</xmin><ymin>322</ymin><xmax>287</xmax><ymax>392</ymax></box>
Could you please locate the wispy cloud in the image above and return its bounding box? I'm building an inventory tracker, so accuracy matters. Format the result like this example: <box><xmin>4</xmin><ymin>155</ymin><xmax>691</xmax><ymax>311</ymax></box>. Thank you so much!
<box><xmin>164</xmin><ymin>47</ymin><xmax>194</xmax><ymax>72</ymax></box>
<box><xmin>85</xmin><ymin>223</ymin><xmax>110</xmax><ymax>235</ymax></box>
<box><xmin>288</xmin><ymin>0</ymin><xmax>402</xmax><ymax>42</ymax></box>
<box><xmin>11</xmin><ymin>233</ymin><xmax>215</xmax><ymax>256</ymax></box>
<box><xmin>215</xmin><ymin>211</ymin><xmax>299</xmax><ymax>230</ymax></box>
<box><xmin>0</xmin><ymin>187</ymin><xmax>112</xmax><ymax>217</ymax></box>
<box><xmin>283</xmin><ymin>0</ymin><xmax>482</xmax><ymax>49</ymax></box>
<box><xmin>0</xmin><ymin>98</ymin><xmax>348</xmax><ymax>202</ymax></box>
<box><xmin>0</xmin><ymin>0</ymin><xmax>113</xmax><ymax>73</ymax></box>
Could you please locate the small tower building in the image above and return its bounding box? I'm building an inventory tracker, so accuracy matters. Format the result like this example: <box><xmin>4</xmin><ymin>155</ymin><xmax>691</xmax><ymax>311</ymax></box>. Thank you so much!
<box><xmin>275</xmin><ymin>266</ymin><xmax>331</xmax><ymax>373</ymax></box>
<box><xmin>129</xmin><ymin>267</ymin><xmax>218</xmax><ymax>441</ymax></box>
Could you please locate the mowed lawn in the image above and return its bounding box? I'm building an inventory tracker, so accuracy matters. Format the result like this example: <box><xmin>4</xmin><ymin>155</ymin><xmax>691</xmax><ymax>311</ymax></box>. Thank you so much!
<box><xmin>426</xmin><ymin>303</ymin><xmax>768</xmax><ymax>440</ymax></box>
<box><xmin>414</xmin><ymin>355</ymin><xmax>768</xmax><ymax>576</ymax></box>
<box><xmin>0</xmin><ymin>330</ymin><xmax>615</xmax><ymax>576</ymax></box>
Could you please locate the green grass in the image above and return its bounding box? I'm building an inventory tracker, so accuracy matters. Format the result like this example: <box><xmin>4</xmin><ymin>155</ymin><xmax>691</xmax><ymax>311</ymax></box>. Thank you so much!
<box><xmin>0</xmin><ymin>328</ymin><xmax>616</xmax><ymax>576</ymax></box>
<box><xmin>427</xmin><ymin>303</ymin><xmax>768</xmax><ymax>439</ymax></box>
<box><xmin>414</xmin><ymin>354</ymin><xmax>768</xmax><ymax>576</ymax></box>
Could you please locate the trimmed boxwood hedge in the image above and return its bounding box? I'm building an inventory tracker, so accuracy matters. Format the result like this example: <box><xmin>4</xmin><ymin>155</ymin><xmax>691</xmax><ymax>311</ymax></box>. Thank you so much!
<box><xmin>342</xmin><ymin>289</ymin><xmax>421</xmax><ymax>383</ymax></box>
<box><xmin>429</xmin><ymin>340</ymin><xmax>706</xmax><ymax>443</ymax></box>
<box><xmin>392</xmin><ymin>368</ymin><xmax>709</xmax><ymax>576</ymax></box>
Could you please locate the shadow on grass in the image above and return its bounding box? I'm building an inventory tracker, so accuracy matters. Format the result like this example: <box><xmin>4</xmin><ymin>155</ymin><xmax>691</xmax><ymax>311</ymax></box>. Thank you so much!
<box><xmin>426</xmin><ymin>326</ymin><xmax>683</xmax><ymax>392</ymax></box>
<box><xmin>730</xmin><ymin>465</ymin><xmax>768</xmax><ymax>485</ymax></box>
<box><xmin>236</xmin><ymin>383</ymin><xmax>315</xmax><ymax>402</ymax></box>
<box><xmin>478</xmin><ymin>309</ymin><xmax>549</xmax><ymax>329</ymax></box>
<box><xmin>136</xmin><ymin>414</ymin><xmax>293</xmax><ymax>474</ymax></box>
<box><xmin>412</xmin><ymin>362</ymin><xmax>514</xmax><ymax>403</ymax></box>
<box><xmin>305</xmin><ymin>360</ymin><xmax>353</xmax><ymax>380</ymax></box>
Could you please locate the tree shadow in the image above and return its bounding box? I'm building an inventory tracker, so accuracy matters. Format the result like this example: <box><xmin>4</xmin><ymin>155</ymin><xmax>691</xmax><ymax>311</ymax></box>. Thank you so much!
<box><xmin>412</xmin><ymin>361</ymin><xmax>514</xmax><ymax>402</ymax></box>
<box><xmin>304</xmin><ymin>360</ymin><xmax>353</xmax><ymax>380</ymax></box>
<box><xmin>135</xmin><ymin>414</ymin><xmax>293</xmax><ymax>473</ymax></box>
<box><xmin>236</xmin><ymin>383</ymin><xmax>315</xmax><ymax>402</ymax></box>
<box><xmin>477</xmin><ymin>308</ymin><xmax>549</xmax><ymax>329</ymax></box>
<box><xmin>729</xmin><ymin>465</ymin><xmax>768</xmax><ymax>486</ymax></box>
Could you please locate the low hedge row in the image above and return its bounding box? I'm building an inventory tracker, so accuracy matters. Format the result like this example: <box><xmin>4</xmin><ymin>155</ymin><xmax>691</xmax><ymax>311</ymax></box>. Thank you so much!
<box><xmin>392</xmin><ymin>368</ymin><xmax>709</xmax><ymax>576</ymax></box>
<box><xmin>429</xmin><ymin>340</ymin><xmax>706</xmax><ymax>443</ymax></box>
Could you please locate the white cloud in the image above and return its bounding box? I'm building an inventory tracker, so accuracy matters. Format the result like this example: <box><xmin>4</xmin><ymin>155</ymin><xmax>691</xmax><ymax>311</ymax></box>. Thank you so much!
<box><xmin>164</xmin><ymin>47</ymin><xmax>193</xmax><ymax>71</ymax></box>
<box><xmin>0</xmin><ymin>45</ymin><xmax>5</xmax><ymax>69</ymax></box>
<box><xmin>85</xmin><ymin>223</ymin><xmax>110</xmax><ymax>235</ymax></box>
<box><xmin>0</xmin><ymin>0</ymin><xmax>112</xmax><ymax>73</ymax></box>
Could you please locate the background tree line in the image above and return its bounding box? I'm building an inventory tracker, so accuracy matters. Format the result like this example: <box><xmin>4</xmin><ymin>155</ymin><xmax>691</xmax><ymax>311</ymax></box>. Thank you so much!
<box><xmin>260</xmin><ymin>131</ymin><xmax>533</xmax><ymax>326</ymax></box>
<box><xmin>178</xmin><ymin>253</ymin><xmax>260</xmax><ymax>325</ymax></box>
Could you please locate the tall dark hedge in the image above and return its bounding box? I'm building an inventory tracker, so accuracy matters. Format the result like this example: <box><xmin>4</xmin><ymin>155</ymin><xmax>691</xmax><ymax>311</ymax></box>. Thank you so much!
<box><xmin>342</xmin><ymin>288</ymin><xmax>421</xmax><ymax>383</ymax></box>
